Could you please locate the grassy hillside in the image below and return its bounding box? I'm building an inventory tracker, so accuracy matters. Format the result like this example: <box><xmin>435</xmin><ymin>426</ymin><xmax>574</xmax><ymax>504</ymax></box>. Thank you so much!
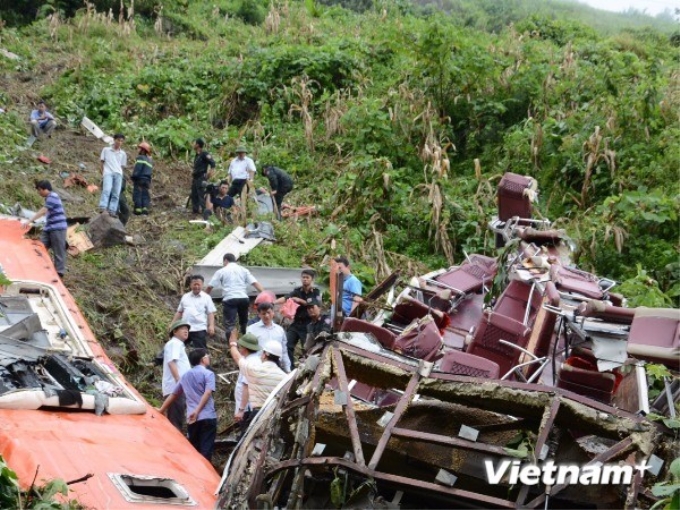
<box><xmin>0</xmin><ymin>0</ymin><xmax>677</xmax><ymax>382</ymax></box>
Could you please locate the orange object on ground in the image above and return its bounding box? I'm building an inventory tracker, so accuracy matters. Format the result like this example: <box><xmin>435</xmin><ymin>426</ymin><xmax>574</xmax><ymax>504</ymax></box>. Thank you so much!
<box><xmin>0</xmin><ymin>219</ymin><xmax>220</xmax><ymax>509</ymax></box>
<box><xmin>37</xmin><ymin>155</ymin><xmax>51</xmax><ymax>164</ymax></box>
<box><xmin>282</xmin><ymin>205</ymin><xmax>317</xmax><ymax>219</ymax></box>
<box><xmin>86</xmin><ymin>184</ymin><xmax>99</xmax><ymax>193</ymax></box>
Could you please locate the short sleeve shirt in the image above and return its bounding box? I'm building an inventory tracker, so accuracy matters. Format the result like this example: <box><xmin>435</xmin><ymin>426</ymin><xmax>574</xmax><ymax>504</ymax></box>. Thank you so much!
<box><xmin>228</xmin><ymin>157</ymin><xmax>256</xmax><ymax>180</ymax></box>
<box><xmin>162</xmin><ymin>337</ymin><xmax>190</xmax><ymax>395</ymax></box>
<box><xmin>176</xmin><ymin>291</ymin><xmax>216</xmax><ymax>332</ymax></box>
<box><xmin>173</xmin><ymin>365</ymin><xmax>216</xmax><ymax>421</ymax></box>
<box><xmin>100</xmin><ymin>146</ymin><xmax>127</xmax><ymax>175</ymax></box>
<box><xmin>208</xmin><ymin>263</ymin><xmax>258</xmax><ymax>301</ymax></box>
<box><xmin>342</xmin><ymin>274</ymin><xmax>362</xmax><ymax>315</ymax></box>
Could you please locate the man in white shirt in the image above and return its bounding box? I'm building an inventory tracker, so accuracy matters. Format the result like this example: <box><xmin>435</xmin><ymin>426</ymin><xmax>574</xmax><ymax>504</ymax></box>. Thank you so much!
<box><xmin>246</xmin><ymin>302</ymin><xmax>290</xmax><ymax>372</ymax></box>
<box><xmin>227</xmin><ymin>146</ymin><xmax>256</xmax><ymax>198</ymax></box>
<box><xmin>99</xmin><ymin>133</ymin><xmax>128</xmax><ymax>218</ymax></box>
<box><xmin>162</xmin><ymin>319</ymin><xmax>191</xmax><ymax>432</ymax></box>
<box><xmin>205</xmin><ymin>253</ymin><xmax>265</xmax><ymax>338</ymax></box>
<box><xmin>172</xmin><ymin>275</ymin><xmax>216</xmax><ymax>349</ymax></box>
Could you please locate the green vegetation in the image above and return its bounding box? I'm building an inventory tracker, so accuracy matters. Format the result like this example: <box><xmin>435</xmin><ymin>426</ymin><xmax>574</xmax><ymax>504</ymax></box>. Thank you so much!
<box><xmin>0</xmin><ymin>455</ymin><xmax>80</xmax><ymax>509</ymax></box>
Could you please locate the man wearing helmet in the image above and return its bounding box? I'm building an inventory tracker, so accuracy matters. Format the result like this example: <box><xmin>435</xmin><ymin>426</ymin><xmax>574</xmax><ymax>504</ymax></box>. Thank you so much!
<box><xmin>131</xmin><ymin>141</ymin><xmax>153</xmax><ymax>215</ymax></box>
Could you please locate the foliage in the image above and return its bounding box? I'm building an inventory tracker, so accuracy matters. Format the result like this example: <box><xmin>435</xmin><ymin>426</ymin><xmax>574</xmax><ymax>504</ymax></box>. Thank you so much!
<box><xmin>0</xmin><ymin>455</ymin><xmax>81</xmax><ymax>509</ymax></box>
<box><xmin>650</xmin><ymin>458</ymin><xmax>680</xmax><ymax>510</ymax></box>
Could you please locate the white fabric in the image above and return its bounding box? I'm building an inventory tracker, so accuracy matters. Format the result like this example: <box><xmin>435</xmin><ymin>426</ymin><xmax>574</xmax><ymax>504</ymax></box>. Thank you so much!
<box><xmin>176</xmin><ymin>291</ymin><xmax>216</xmax><ymax>332</ymax></box>
<box><xmin>228</xmin><ymin>156</ymin><xmax>256</xmax><ymax>180</ymax></box>
<box><xmin>209</xmin><ymin>263</ymin><xmax>258</xmax><ymax>301</ymax></box>
<box><xmin>247</xmin><ymin>320</ymin><xmax>290</xmax><ymax>372</ymax></box>
<box><xmin>162</xmin><ymin>337</ymin><xmax>190</xmax><ymax>396</ymax></box>
<box><xmin>237</xmin><ymin>356</ymin><xmax>286</xmax><ymax>408</ymax></box>
<box><xmin>100</xmin><ymin>146</ymin><xmax>127</xmax><ymax>175</ymax></box>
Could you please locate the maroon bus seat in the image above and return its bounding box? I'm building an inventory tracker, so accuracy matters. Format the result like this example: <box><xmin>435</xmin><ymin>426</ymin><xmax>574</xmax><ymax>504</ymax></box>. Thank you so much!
<box><xmin>434</xmin><ymin>263</ymin><xmax>495</xmax><ymax>295</ymax></box>
<box><xmin>392</xmin><ymin>296</ymin><xmax>448</xmax><ymax>331</ymax></box>
<box><xmin>340</xmin><ymin>317</ymin><xmax>398</xmax><ymax>350</ymax></box>
<box><xmin>498</xmin><ymin>172</ymin><xmax>536</xmax><ymax>221</ymax></box>
<box><xmin>493</xmin><ymin>280</ymin><xmax>541</xmax><ymax>325</ymax></box>
<box><xmin>438</xmin><ymin>350</ymin><xmax>500</xmax><ymax>379</ymax></box>
<box><xmin>557</xmin><ymin>347</ymin><xmax>622</xmax><ymax>404</ymax></box>
<box><xmin>577</xmin><ymin>300</ymin><xmax>635</xmax><ymax>324</ymax></box>
<box><xmin>393</xmin><ymin>315</ymin><xmax>442</xmax><ymax>361</ymax></box>
<box><xmin>466</xmin><ymin>312</ymin><xmax>532</xmax><ymax>378</ymax></box>
<box><xmin>550</xmin><ymin>265</ymin><xmax>604</xmax><ymax>300</ymax></box>
<box><xmin>626</xmin><ymin>307</ymin><xmax>680</xmax><ymax>369</ymax></box>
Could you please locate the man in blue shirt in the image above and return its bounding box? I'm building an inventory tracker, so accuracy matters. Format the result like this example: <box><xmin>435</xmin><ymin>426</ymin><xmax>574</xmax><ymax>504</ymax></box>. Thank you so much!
<box><xmin>26</xmin><ymin>180</ymin><xmax>67</xmax><ymax>278</ymax></box>
<box><xmin>29</xmin><ymin>100</ymin><xmax>56</xmax><ymax>139</ymax></box>
<box><xmin>159</xmin><ymin>348</ymin><xmax>217</xmax><ymax>462</ymax></box>
<box><xmin>335</xmin><ymin>256</ymin><xmax>362</xmax><ymax>316</ymax></box>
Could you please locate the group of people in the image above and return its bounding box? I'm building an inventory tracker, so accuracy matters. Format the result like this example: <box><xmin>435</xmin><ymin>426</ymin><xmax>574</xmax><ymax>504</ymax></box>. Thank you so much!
<box><xmin>157</xmin><ymin>255</ymin><xmax>363</xmax><ymax>462</ymax></box>
<box><xmin>191</xmin><ymin>141</ymin><xmax>295</xmax><ymax>222</ymax></box>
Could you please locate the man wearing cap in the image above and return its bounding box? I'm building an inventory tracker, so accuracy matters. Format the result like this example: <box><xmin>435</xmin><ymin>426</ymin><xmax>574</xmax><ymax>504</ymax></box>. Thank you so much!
<box><xmin>162</xmin><ymin>319</ymin><xmax>191</xmax><ymax>432</ymax></box>
<box><xmin>304</xmin><ymin>297</ymin><xmax>332</xmax><ymax>351</ymax></box>
<box><xmin>246</xmin><ymin>302</ymin><xmax>291</xmax><ymax>372</ymax></box>
<box><xmin>159</xmin><ymin>348</ymin><xmax>217</xmax><ymax>461</ymax></box>
<box><xmin>190</xmin><ymin>138</ymin><xmax>216</xmax><ymax>214</ymax></box>
<box><xmin>229</xmin><ymin>336</ymin><xmax>286</xmax><ymax>427</ymax></box>
<box><xmin>205</xmin><ymin>253</ymin><xmax>265</xmax><ymax>338</ymax></box>
<box><xmin>227</xmin><ymin>146</ymin><xmax>256</xmax><ymax>198</ymax></box>
<box><xmin>275</xmin><ymin>269</ymin><xmax>320</xmax><ymax>367</ymax></box>
<box><xmin>172</xmin><ymin>275</ymin><xmax>216</xmax><ymax>349</ymax></box>
<box><xmin>232</xmin><ymin>333</ymin><xmax>260</xmax><ymax>432</ymax></box>
<box><xmin>131</xmin><ymin>141</ymin><xmax>153</xmax><ymax>215</ymax></box>
<box><xmin>99</xmin><ymin>133</ymin><xmax>127</xmax><ymax>218</ymax></box>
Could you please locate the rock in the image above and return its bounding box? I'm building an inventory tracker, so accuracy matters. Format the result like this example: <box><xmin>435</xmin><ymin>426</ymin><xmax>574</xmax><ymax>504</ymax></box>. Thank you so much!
<box><xmin>54</xmin><ymin>187</ymin><xmax>85</xmax><ymax>204</ymax></box>
<box><xmin>87</xmin><ymin>213</ymin><xmax>127</xmax><ymax>248</ymax></box>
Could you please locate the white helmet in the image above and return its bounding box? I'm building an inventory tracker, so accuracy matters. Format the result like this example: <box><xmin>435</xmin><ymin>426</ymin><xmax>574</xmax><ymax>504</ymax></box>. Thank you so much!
<box><xmin>263</xmin><ymin>340</ymin><xmax>282</xmax><ymax>358</ymax></box>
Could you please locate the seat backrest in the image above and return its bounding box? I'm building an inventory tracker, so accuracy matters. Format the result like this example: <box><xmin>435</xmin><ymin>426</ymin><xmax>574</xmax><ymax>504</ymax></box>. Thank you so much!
<box><xmin>466</xmin><ymin>311</ymin><xmax>531</xmax><ymax>377</ymax></box>
<box><xmin>393</xmin><ymin>315</ymin><xmax>442</xmax><ymax>361</ymax></box>
<box><xmin>550</xmin><ymin>265</ymin><xmax>603</xmax><ymax>299</ymax></box>
<box><xmin>520</xmin><ymin>281</ymin><xmax>561</xmax><ymax>380</ymax></box>
<box><xmin>340</xmin><ymin>317</ymin><xmax>397</xmax><ymax>349</ymax></box>
<box><xmin>438</xmin><ymin>350</ymin><xmax>500</xmax><ymax>379</ymax></box>
<box><xmin>627</xmin><ymin>308</ymin><xmax>680</xmax><ymax>369</ymax></box>
<box><xmin>557</xmin><ymin>363</ymin><xmax>616</xmax><ymax>404</ymax></box>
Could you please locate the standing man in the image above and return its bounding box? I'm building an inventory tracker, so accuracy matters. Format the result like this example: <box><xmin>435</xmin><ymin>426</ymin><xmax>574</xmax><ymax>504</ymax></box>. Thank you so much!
<box><xmin>227</xmin><ymin>146</ymin><xmax>256</xmax><ymax>198</ymax></box>
<box><xmin>229</xmin><ymin>338</ymin><xmax>286</xmax><ymax>427</ymax></box>
<box><xmin>25</xmin><ymin>180</ymin><xmax>67</xmax><ymax>278</ymax></box>
<box><xmin>205</xmin><ymin>253</ymin><xmax>265</xmax><ymax>339</ymax></box>
<box><xmin>159</xmin><ymin>348</ymin><xmax>217</xmax><ymax>462</ymax></box>
<box><xmin>262</xmin><ymin>165</ymin><xmax>294</xmax><ymax>219</ymax></box>
<box><xmin>162</xmin><ymin>319</ymin><xmax>192</xmax><ymax>433</ymax></box>
<box><xmin>335</xmin><ymin>256</ymin><xmax>362</xmax><ymax>316</ymax></box>
<box><xmin>246</xmin><ymin>302</ymin><xmax>291</xmax><ymax>372</ymax></box>
<box><xmin>172</xmin><ymin>275</ymin><xmax>216</xmax><ymax>349</ymax></box>
<box><xmin>99</xmin><ymin>133</ymin><xmax>127</xmax><ymax>218</ymax></box>
<box><xmin>276</xmin><ymin>269</ymin><xmax>320</xmax><ymax>367</ymax></box>
<box><xmin>304</xmin><ymin>297</ymin><xmax>332</xmax><ymax>352</ymax></box>
<box><xmin>190</xmin><ymin>138</ymin><xmax>216</xmax><ymax>215</ymax></box>
<box><xmin>232</xmin><ymin>333</ymin><xmax>261</xmax><ymax>431</ymax></box>
<box><xmin>29</xmin><ymin>100</ymin><xmax>56</xmax><ymax>139</ymax></box>
<box><xmin>131</xmin><ymin>141</ymin><xmax>153</xmax><ymax>215</ymax></box>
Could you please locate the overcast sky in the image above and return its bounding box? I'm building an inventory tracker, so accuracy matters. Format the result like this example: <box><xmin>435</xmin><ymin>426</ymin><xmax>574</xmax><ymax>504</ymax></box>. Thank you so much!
<box><xmin>575</xmin><ymin>0</ymin><xmax>679</xmax><ymax>15</ymax></box>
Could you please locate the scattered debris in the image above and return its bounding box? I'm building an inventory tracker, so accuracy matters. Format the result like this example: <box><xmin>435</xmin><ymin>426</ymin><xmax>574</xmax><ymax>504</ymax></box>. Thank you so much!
<box><xmin>37</xmin><ymin>155</ymin><xmax>51</xmax><ymax>164</ymax></box>
<box><xmin>0</xmin><ymin>49</ymin><xmax>21</xmax><ymax>61</ymax></box>
<box><xmin>80</xmin><ymin>116</ymin><xmax>114</xmax><ymax>144</ymax></box>
<box><xmin>66</xmin><ymin>223</ymin><xmax>94</xmax><ymax>256</ymax></box>
<box><xmin>63</xmin><ymin>173</ymin><xmax>89</xmax><ymax>188</ymax></box>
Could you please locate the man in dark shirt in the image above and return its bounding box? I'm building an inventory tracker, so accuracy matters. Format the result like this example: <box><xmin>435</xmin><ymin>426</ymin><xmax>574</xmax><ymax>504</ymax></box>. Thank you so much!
<box><xmin>190</xmin><ymin>138</ymin><xmax>215</xmax><ymax>214</ymax></box>
<box><xmin>25</xmin><ymin>180</ymin><xmax>68</xmax><ymax>277</ymax></box>
<box><xmin>304</xmin><ymin>297</ymin><xmax>332</xmax><ymax>352</ymax></box>
<box><xmin>262</xmin><ymin>165</ymin><xmax>293</xmax><ymax>220</ymax></box>
<box><xmin>203</xmin><ymin>181</ymin><xmax>237</xmax><ymax>223</ymax></box>
<box><xmin>276</xmin><ymin>269</ymin><xmax>320</xmax><ymax>367</ymax></box>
